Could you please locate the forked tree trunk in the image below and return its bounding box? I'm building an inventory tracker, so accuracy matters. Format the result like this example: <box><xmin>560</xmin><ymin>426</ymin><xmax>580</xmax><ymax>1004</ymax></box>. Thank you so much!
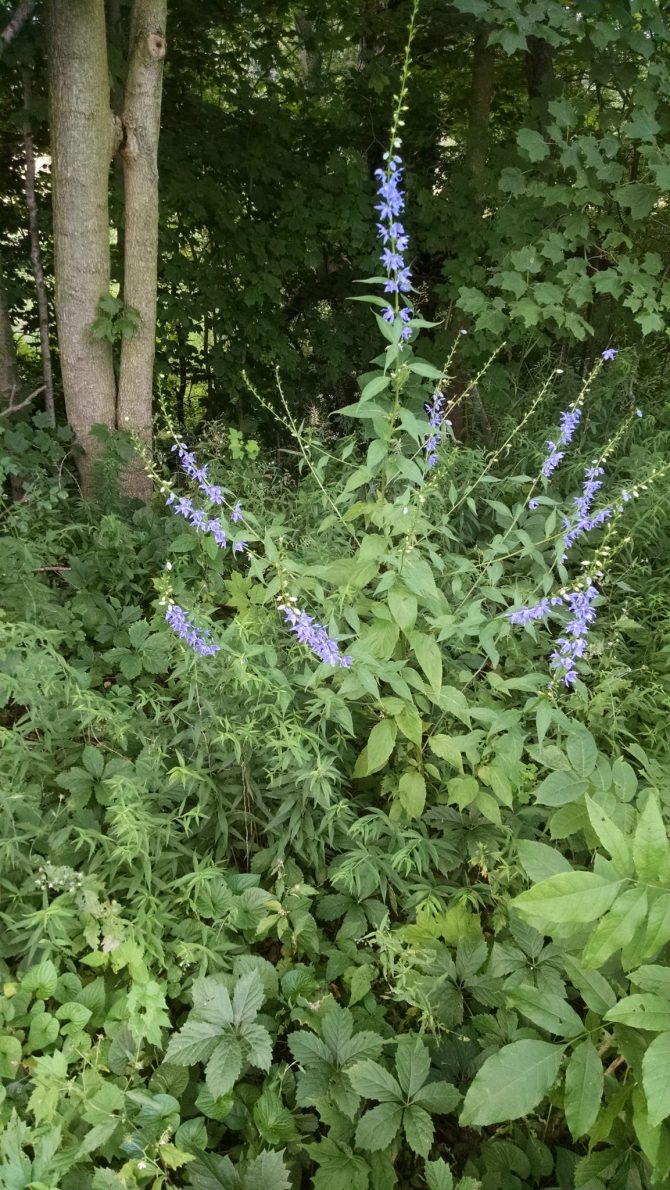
<box><xmin>116</xmin><ymin>0</ymin><xmax>167</xmax><ymax>500</ymax></box>
<box><xmin>47</xmin><ymin>0</ymin><xmax>116</xmax><ymax>488</ymax></box>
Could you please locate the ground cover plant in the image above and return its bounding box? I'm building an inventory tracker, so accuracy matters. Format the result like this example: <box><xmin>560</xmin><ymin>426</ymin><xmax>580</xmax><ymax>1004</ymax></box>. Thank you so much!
<box><xmin>3</xmin><ymin>1</ymin><xmax>670</xmax><ymax>1188</ymax></box>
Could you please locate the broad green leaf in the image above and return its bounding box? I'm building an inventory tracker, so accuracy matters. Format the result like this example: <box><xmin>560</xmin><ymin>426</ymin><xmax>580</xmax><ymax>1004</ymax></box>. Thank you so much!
<box><xmin>425</xmin><ymin>1158</ymin><xmax>454</xmax><ymax>1190</ymax></box>
<box><xmin>460</xmin><ymin>1040</ymin><xmax>563</xmax><ymax>1126</ymax></box>
<box><xmin>429</xmin><ymin>734</ymin><xmax>463</xmax><ymax>770</ymax></box>
<box><xmin>513</xmin><ymin>872</ymin><xmax>622</xmax><ymax>925</ymax></box>
<box><xmin>562</xmin><ymin>956</ymin><xmax>616</xmax><ymax>1015</ymax></box>
<box><xmin>438</xmin><ymin>687</ymin><xmax>471</xmax><ymax>726</ymax></box>
<box><xmin>517</xmin><ymin>840</ymin><xmax>573</xmax><ymax>883</ymax></box>
<box><xmin>566</xmin><ymin>731</ymin><xmax>598</xmax><ymax>778</ymax></box>
<box><xmin>564</xmin><ymin>1039</ymin><xmax>603</xmax><ymax>1139</ymax></box>
<box><xmin>582</xmin><ymin>886</ymin><xmax>648</xmax><ymax>969</ymax></box>
<box><xmin>311</xmin><ymin>1139</ymin><xmax>370</xmax><ymax>1190</ymax></box>
<box><xmin>517</xmin><ymin>127</ymin><xmax>549</xmax><ymax>162</ymax></box>
<box><xmin>165</xmin><ymin>1020</ymin><xmax>221</xmax><ymax>1067</ymax></box>
<box><xmin>408</xmin><ymin>359</ymin><xmax>443</xmax><ymax>380</ymax></box>
<box><xmin>388</xmin><ymin>589</ymin><xmax>417</xmax><ymax>633</ymax></box>
<box><xmin>322</xmin><ymin>1006</ymin><xmax>354</xmax><ymax>1062</ymax></box>
<box><xmin>633</xmin><ymin>793</ymin><xmax>670</xmax><ymax>885</ymax></box>
<box><xmin>605</xmin><ymin>995</ymin><xmax>670</xmax><ymax>1032</ymax></box>
<box><xmin>360</xmin><ymin>375</ymin><xmax>390</xmax><ymax>402</ymax></box>
<box><xmin>353</xmin><ymin>719</ymin><xmax>397</xmax><ymax>778</ymax></box>
<box><xmin>396</xmin><ymin>1036</ymin><xmax>430</xmax><ymax>1098</ymax></box>
<box><xmin>397</xmin><ymin>770</ymin><xmax>426</xmax><ymax>818</ymax></box>
<box><xmin>413</xmin><ymin>1081</ymin><xmax>461</xmax><ymax>1114</ymax></box>
<box><xmin>22</xmin><ymin>960</ymin><xmax>58</xmax><ymax>1000</ymax></box>
<box><xmin>192</xmin><ymin>978</ymin><xmax>233</xmax><ymax>1027</ymax></box>
<box><xmin>82</xmin><ymin>744</ymin><xmax>105</xmax><ymax>779</ymax></box>
<box><xmin>534</xmin><ymin>770</ymin><xmax>588</xmax><ymax>807</ymax></box>
<box><xmin>232</xmin><ymin>972</ymin><xmax>264</xmax><ymax>1025</ymax></box>
<box><xmin>506</xmin><ymin>985</ymin><xmax>583</xmax><ymax>1039</ymax></box>
<box><xmin>205</xmin><ymin>1037</ymin><xmax>243</xmax><ymax>1098</ymax></box>
<box><xmin>243</xmin><ymin>1022</ymin><xmax>273</xmax><ymax>1070</ymax></box>
<box><xmin>403</xmin><ymin>1103</ymin><xmax>433</xmax><ymax>1156</ymax></box>
<box><xmin>642</xmin><ymin>1033</ymin><xmax>670</xmax><ymax>1127</ymax></box>
<box><xmin>632</xmin><ymin>965</ymin><xmax>670</xmax><ymax>997</ymax></box>
<box><xmin>355</xmin><ymin>1102</ymin><xmax>403</xmax><ymax>1151</ymax></box>
<box><xmin>395</xmin><ymin>703</ymin><xmax>422</xmax><ymax>747</ymax></box>
<box><xmin>409</xmin><ymin>631</ymin><xmax>442</xmax><ymax>697</ymax></box>
<box><xmin>245</xmin><ymin>1150</ymin><xmax>292</xmax><ymax>1190</ymax></box>
<box><xmin>585</xmin><ymin>795</ymin><xmax>632</xmax><ymax>875</ymax></box>
<box><xmin>348</xmin><ymin>1059</ymin><xmax>401</xmax><ymax>1103</ymax></box>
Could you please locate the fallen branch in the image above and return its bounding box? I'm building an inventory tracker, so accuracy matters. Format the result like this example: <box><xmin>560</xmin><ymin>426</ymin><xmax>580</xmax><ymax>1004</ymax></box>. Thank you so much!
<box><xmin>0</xmin><ymin>384</ymin><xmax>45</xmax><ymax>417</ymax></box>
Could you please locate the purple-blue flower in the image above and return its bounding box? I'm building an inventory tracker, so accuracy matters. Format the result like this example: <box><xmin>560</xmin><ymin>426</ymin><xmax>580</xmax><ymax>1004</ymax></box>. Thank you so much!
<box><xmin>231</xmin><ymin>500</ymin><xmax>243</xmax><ymax>524</ymax></box>
<box><xmin>423</xmin><ymin>392</ymin><xmax>447</xmax><ymax>467</ymax></box>
<box><xmin>549</xmin><ymin>583</ymin><xmax>599</xmax><ymax>686</ymax></box>
<box><xmin>375</xmin><ymin>152</ymin><xmax>412</xmax><ymax>304</ymax></box>
<box><xmin>602</xmin><ymin>347</ymin><xmax>618</xmax><ymax>361</ymax></box>
<box><xmin>279</xmin><ymin>602</ymin><xmax>352</xmax><ymax>668</ymax></box>
<box><xmin>165</xmin><ymin>603</ymin><xmax>219</xmax><ymax>657</ymax></box>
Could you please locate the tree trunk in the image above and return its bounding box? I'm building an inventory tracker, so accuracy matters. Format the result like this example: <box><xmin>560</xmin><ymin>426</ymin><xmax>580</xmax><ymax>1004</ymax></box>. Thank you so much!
<box><xmin>47</xmin><ymin>0</ymin><xmax>116</xmax><ymax>489</ymax></box>
<box><xmin>116</xmin><ymin>0</ymin><xmax>167</xmax><ymax>500</ymax></box>
<box><xmin>0</xmin><ymin>0</ymin><xmax>34</xmax><ymax>54</ymax></box>
<box><xmin>464</xmin><ymin>25</ymin><xmax>495</xmax><ymax>183</ymax></box>
<box><xmin>526</xmin><ymin>35</ymin><xmax>555</xmax><ymax>125</ymax></box>
<box><xmin>0</xmin><ymin>254</ymin><xmax>21</xmax><ymax>408</ymax></box>
<box><xmin>22</xmin><ymin>69</ymin><xmax>55</xmax><ymax>428</ymax></box>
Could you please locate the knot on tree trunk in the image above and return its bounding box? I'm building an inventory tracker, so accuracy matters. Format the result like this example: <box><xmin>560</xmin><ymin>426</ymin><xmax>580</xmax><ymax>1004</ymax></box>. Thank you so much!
<box><xmin>146</xmin><ymin>31</ymin><xmax>166</xmax><ymax>59</ymax></box>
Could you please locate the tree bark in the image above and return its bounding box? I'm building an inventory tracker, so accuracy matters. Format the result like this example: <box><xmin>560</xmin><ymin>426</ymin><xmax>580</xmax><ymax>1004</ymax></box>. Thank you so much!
<box><xmin>22</xmin><ymin>69</ymin><xmax>55</xmax><ymax>428</ymax></box>
<box><xmin>47</xmin><ymin>0</ymin><xmax>117</xmax><ymax>488</ymax></box>
<box><xmin>526</xmin><ymin>35</ymin><xmax>555</xmax><ymax>125</ymax></box>
<box><xmin>0</xmin><ymin>254</ymin><xmax>21</xmax><ymax>409</ymax></box>
<box><xmin>464</xmin><ymin>25</ymin><xmax>495</xmax><ymax>183</ymax></box>
<box><xmin>116</xmin><ymin>0</ymin><xmax>167</xmax><ymax>500</ymax></box>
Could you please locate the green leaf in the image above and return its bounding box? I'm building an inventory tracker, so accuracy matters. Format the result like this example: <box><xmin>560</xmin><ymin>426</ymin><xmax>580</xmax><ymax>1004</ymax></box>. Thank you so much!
<box><xmin>353</xmin><ymin>719</ymin><xmax>397</xmax><ymax>778</ymax></box>
<box><xmin>232</xmin><ymin>972</ymin><xmax>264</xmax><ymax>1024</ymax></box>
<box><xmin>642</xmin><ymin>1033</ymin><xmax>670</xmax><ymax>1127</ymax></box>
<box><xmin>403</xmin><ymin>1103</ymin><xmax>434</xmax><ymax>1156</ymax></box>
<box><xmin>408</xmin><ymin>360</ymin><xmax>443</xmax><ymax>380</ymax></box>
<box><xmin>517</xmin><ymin>128</ymin><xmax>549</xmax><ymax>162</ymax></box>
<box><xmin>242</xmin><ymin>1022</ymin><xmax>273</xmax><ymax>1071</ymax></box>
<box><xmin>206</xmin><ymin>1037</ymin><xmax>243</xmax><ymax>1098</ymax></box>
<box><xmin>397</xmin><ymin>770</ymin><xmax>426</xmax><ymax>818</ymax></box>
<box><xmin>165</xmin><ymin>1020</ymin><xmax>221</xmax><ymax>1066</ymax></box>
<box><xmin>0</xmin><ymin>1035</ymin><xmax>22</xmax><ymax>1078</ymax></box>
<box><xmin>356</xmin><ymin>1102</ymin><xmax>403</xmax><ymax>1151</ymax></box>
<box><xmin>253</xmin><ymin>1085</ymin><xmax>297</xmax><ymax>1144</ymax></box>
<box><xmin>82</xmin><ymin>745</ymin><xmax>105</xmax><ymax>779</ymax></box>
<box><xmin>606</xmin><ymin>993</ymin><xmax>670</xmax><ymax>1031</ymax></box>
<box><xmin>566</xmin><ymin>731</ymin><xmax>597</xmax><ymax>778</ymax></box>
<box><xmin>349</xmin><ymin>965</ymin><xmax>373</xmax><ymax>1007</ymax></box>
<box><xmin>245</xmin><ymin>1150</ymin><xmax>292</xmax><ymax>1190</ymax></box>
<box><xmin>514</xmin><ymin>872</ymin><xmax>622</xmax><ymax>925</ymax></box>
<box><xmin>517</xmin><ymin>840</ymin><xmax>573</xmax><ymax>883</ymax></box>
<box><xmin>425</xmin><ymin>1158</ymin><xmax>454</xmax><ymax>1190</ymax></box>
<box><xmin>311</xmin><ymin>1140</ymin><xmax>370</xmax><ymax>1190</ymax></box>
<box><xmin>534</xmin><ymin>770</ymin><xmax>588</xmax><ymax>807</ymax></box>
<box><xmin>361</xmin><ymin>376</ymin><xmax>390</xmax><ymax>402</ymax></box>
<box><xmin>396</xmin><ymin>1037</ymin><xmax>430</xmax><ymax>1098</ymax></box>
<box><xmin>585</xmin><ymin>795</ymin><xmax>632</xmax><ymax>875</ymax></box>
<box><xmin>582</xmin><ymin>886</ymin><xmax>648</xmax><ymax>969</ymax></box>
<box><xmin>460</xmin><ymin>1041</ymin><xmax>563</xmax><ymax>1126</ymax></box>
<box><xmin>388</xmin><ymin>589</ymin><xmax>417</xmax><ymax>633</ymax></box>
<box><xmin>409</xmin><ymin>632</ymin><xmax>442</xmax><ymax>697</ymax></box>
<box><xmin>613</xmin><ymin>182</ymin><xmax>657</xmax><ymax>220</ymax></box>
<box><xmin>633</xmin><ymin>793</ymin><xmax>670</xmax><ymax>884</ymax></box>
<box><xmin>348</xmin><ymin>1059</ymin><xmax>401</xmax><ymax>1103</ymax></box>
<box><xmin>505</xmin><ymin>985</ymin><xmax>583</xmax><ymax>1039</ymax></box>
<box><xmin>564</xmin><ymin>1039</ymin><xmax>603</xmax><ymax>1139</ymax></box>
<box><xmin>413</xmin><ymin>1081</ymin><xmax>461</xmax><ymax>1114</ymax></box>
<box><xmin>22</xmin><ymin>960</ymin><xmax>58</xmax><ymax>1000</ymax></box>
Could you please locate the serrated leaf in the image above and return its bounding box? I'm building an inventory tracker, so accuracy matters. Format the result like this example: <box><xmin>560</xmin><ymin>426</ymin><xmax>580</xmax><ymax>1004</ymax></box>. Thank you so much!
<box><xmin>585</xmin><ymin>796</ymin><xmax>632</xmax><ymax>875</ymax></box>
<box><xmin>566</xmin><ymin>731</ymin><xmax>597</xmax><ymax>778</ymax></box>
<box><xmin>409</xmin><ymin>631</ymin><xmax>442</xmax><ymax>696</ymax></box>
<box><xmin>206</xmin><ymin>1036</ymin><xmax>242</xmax><ymax>1098</ymax></box>
<box><xmin>642</xmin><ymin>1033</ymin><xmax>670</xmax><ymax>1127</ymax></box>
<box><xmin>232</xmin><ymin>971</ymin><xmax>264</xmax><ymax>1024</ymax></box>
<box><xmin>460</xmin><ymin>1040</ymin><xmax>563</xmax><ymax>1126</ymax></box>
<box><xmin>413</xmin><ymin>1080</ymin><xmax>461</xmax><ymax>1114</ymax></box>
<box><xmin>355</xmin><ymin>1102</ymin><xmax>403</xmax><ymax>1151</ymax></box>
<box><xmin>396</xmin><ymin>1036</ymin><xmax>430</xmax><ymax>1098</ymax></box>
<box><xmin>311</xmin><ymin>1139</ymin><xmax>370</xmax><ymax>1190</ymax></box>
<box><xmin>564</xmin><ymin>1039</ymin><xmax>603</xmax><ymax>1139</ymax></box>
<box><xmin>425</xmin><ymin>1158</ymin><xmax>453</xmax><ymax>1190</ymax></box>
<box><xmin>403</xmin><ymin>1103</ymin><xmax>433</xmax><ymax>1156</ymax></box>
<box><xmin>165</xmin><ymin>1019</ymin><xmax>221</xmax><ymax>1066</ymax></box>
<box><xmin>82</xmin><ymin>745</ymin><xmax>105</xmax><ymax>779</ymax></box>
<box><xmin>243</xmin><ymin>1022</ymin><xmax>273</xmax><ymax>1071</ymax></box>
<box><xmin>322</xmin><ymin>1006</ymin><xmax>354</xmax><ymax>1062</ymax></box>
<box><xmin>517</xmin><ymin>127</ymin><xmax>549</xmax><ymax>162</ymax></box>
<box><xmin>348</xmin><ymin>1059</ymin><xmax>401</xmax><ymax>1103</ymax></box>
<box><xmin>397</xmin><ymin>770</ymin><xmax>426</xmax><ymax>818</ymax></box>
